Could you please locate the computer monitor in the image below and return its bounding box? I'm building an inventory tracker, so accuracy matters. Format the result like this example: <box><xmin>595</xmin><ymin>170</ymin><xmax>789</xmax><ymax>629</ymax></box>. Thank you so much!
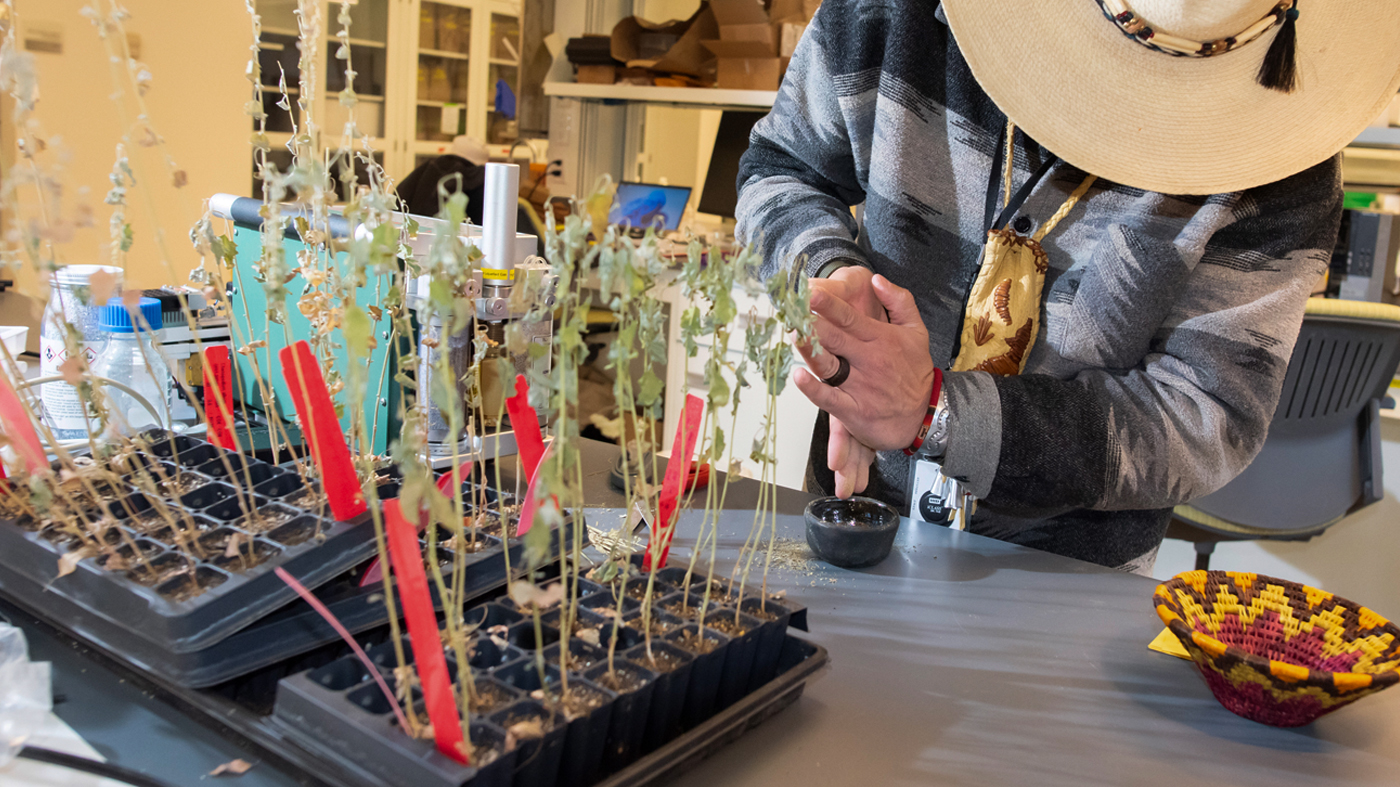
<box><xmin>610</xmin><ymin>182</ymin><xmax>693</xmax><ymax>231</ymax></box>
<box><xmin>697</xmin><ymin>111</ymin><xmax>764</xmax><ymax>220</ymax></box>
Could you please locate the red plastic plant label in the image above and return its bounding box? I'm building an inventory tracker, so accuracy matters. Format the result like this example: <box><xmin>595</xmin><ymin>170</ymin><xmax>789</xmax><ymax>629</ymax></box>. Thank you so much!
<box><xmin>644</xmin><ymin>394</ymin><xmax>704</xmax><ymax>571</ymax></box>
<box><xmin>0</xmin><ymin>370</ymin><xmax>49</xmax><ymax>480</ymax></box>
<box><xmin>202</xmin><ymin>345</ymin><xmax>238</xmax><ymax>451</ymax></box>
<box><xmin>384</xmin><ymin>498</ymin><xmax>469</xmax><ymax>765</ymax></box>
<box><xmin>278</xmin><ymin>341</ymin><xmax>366</xmax><ymax>521</ymax></box>
<box><xmin>504</xmin><ymin>374</ymin><xmax>545</xmax><ymax>479</ymax></box>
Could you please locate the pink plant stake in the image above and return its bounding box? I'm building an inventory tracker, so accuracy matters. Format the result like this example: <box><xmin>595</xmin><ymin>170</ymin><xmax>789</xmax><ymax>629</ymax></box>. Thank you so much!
<box><xmin>273</xmin><ymin>567</ymin><xmax>410</xmax><ymax>733</ymax></box>
<box><xmin>278</xmin><ymin>341</ymin><xmax>366</xmax><ymax>522</ymax></box>
<box><xmin>0</xmin><ymin>371</ymin><xmax>50</xmax><ymax>480</ymax></box>
<box><xmin>645</xmin><ymin>394</ymin><xmax>705</xmax><ymax>571</ymax></box>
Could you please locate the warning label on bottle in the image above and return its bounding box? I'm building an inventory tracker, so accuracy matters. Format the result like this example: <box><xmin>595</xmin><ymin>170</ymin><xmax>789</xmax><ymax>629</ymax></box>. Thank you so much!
<box><xmin>39</xmin><ymin>335</ymin><xmax>99</xmax><ymax>439</ymax></box>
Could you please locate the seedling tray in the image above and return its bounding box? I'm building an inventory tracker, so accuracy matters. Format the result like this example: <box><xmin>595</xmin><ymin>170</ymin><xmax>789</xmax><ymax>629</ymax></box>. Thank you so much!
<box><xmin>0</xmin><ymin>433</ymin><xmax>384</xmax><ymax>652</ymax></box>
<box><xmin>0</xmin><ymin>433</ymin><xmax>547</xmax><ymax>686</ymax></box>
<box><xmin>0</xmin><ymin>574</ymin><xmax>825</xmax><ymax>787</ymax></box>
<box><xmin>271</xmin><ymin>576</ymin><xmax>819</xmax><ymax>787</ymax></box>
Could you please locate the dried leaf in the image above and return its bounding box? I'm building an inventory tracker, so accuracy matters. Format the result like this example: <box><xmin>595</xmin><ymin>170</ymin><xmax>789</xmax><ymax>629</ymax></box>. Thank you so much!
<box><xmin>577</xmin><ymin>627</ymin><xmax>600</xmax><ymax>646</ymax></box>
<box><xmin>88</xmin><ymin>269</ymin><xmax>118</xmax><ymax>304</ymax></box>
<box><xmin>223</xmin><ymin>532</ymin><xmax>249</xmax><ymax>558</ymax></box>
<box><xmin>171</xmin><ymin>169</ymin><xmax>188</xmax><ymax>188</ymax></box>
<box><xmin>57</xmin><ymin>547</ymin><xmax>94</xmax><ymax>578</ymax></box>
<box><xmin>210</xmin><ymin>758</ymin><xmax>254</xmax><ymax>777</ymax></box>
<box><xmin>121</xmin><ymin>289</ymin><xmax>143</xmax><ymax>310</ymax></box>
<box><xmin>508</xmin><ymin>719</ymin><xmax>545</xmax><ymax>741</ymax></box>
<box><xmin>58</xmin><ymin>357</ymin><xmax>85</xmax><ymax>386</ymax></box>
<box><xmin>508</xmin><ymin>580</ymin><xmax>565</xmax><ymax>611</ymax></box>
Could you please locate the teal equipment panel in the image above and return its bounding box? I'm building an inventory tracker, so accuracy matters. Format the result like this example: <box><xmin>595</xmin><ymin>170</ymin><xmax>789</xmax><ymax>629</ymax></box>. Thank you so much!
<box><xmin>227</xmin><ymin>224</ymin><xmax>401</xmax><ymax>455</ymax></box>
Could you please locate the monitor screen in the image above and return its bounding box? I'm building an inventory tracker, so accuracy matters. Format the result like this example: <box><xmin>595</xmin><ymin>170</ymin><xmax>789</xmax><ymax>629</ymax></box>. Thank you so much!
<box><xmin>609</xmin><ymin>182</ymin><xmax>693</xmax><ymax>231</ymax></box>
<box><xmin>697</xmin><ymin>111</ymin><xmax>764</xmax><ymax>219</ymax></box>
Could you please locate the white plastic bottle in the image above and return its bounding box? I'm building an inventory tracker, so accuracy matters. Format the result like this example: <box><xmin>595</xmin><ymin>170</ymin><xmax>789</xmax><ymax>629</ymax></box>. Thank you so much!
<box><xmin>39</xmin><ymin>264</ymin><xmax>123</xmax><ymax>439</ymax></box>
<box><xmin>90</xmin><ymin>297</ymin><xmax>171</xmax><ymax>433</ymax></box>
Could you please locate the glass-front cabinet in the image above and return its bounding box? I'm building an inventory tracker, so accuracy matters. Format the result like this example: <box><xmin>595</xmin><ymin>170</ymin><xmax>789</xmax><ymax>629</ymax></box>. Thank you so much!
<box><xmin>411</xmin><ymin>0</ymin><xmax>521</xmax><ymax>158</ymax></box>
<box><xmin>253</xmin><ymin>0</ymin><xmax>524</xmax><ymax>197</ymax></box>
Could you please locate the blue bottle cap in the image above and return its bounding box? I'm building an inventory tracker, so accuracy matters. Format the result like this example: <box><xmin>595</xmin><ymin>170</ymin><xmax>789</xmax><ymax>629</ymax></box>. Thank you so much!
<box><xmin>100</xmin><ymin>297</ymin><xmax>164</xmax><ymax>334</ymax></box>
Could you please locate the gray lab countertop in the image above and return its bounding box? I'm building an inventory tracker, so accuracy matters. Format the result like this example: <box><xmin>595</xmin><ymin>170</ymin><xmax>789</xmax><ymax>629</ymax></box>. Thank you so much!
<box><xmin>15</xmin><ymin>438</ymin><xmax>1400</xmax><ymax>786</ymax></box>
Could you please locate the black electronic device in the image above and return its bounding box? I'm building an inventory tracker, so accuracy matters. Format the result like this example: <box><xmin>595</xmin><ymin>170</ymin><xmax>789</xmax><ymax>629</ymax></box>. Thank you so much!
<box><xmin>697</xmin><ymin>111</ymin><xmax>765</xmax><ymax>219</ymax></box>
<box><xmin>1329</xmin><ymin>209</ymin><xmax>1400</xmax><ymax>302</ymax></box>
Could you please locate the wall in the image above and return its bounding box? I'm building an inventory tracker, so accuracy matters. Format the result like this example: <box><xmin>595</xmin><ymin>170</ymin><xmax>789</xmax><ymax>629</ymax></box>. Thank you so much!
<box><xmin>1</xmin><ymin>0</ymin><xmax>249</xmax><ymax>351</ymax></box>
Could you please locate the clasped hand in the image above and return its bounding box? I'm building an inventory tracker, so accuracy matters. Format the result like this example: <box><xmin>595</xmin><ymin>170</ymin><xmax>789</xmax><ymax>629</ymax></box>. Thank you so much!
<box><xmin>792</xmin><ymin>267</ymin><xmax>935</xmax><ymax>498</ymax></box>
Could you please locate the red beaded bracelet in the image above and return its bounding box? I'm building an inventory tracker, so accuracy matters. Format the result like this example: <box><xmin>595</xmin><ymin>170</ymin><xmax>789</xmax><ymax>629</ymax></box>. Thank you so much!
<box><xmin>904</xmin><ymin>368</ymin><xmax>944</xmax><ymax>456</ymax></box>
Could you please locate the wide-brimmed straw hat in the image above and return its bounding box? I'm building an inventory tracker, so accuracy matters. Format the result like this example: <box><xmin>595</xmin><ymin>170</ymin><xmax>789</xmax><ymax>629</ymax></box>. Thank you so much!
<box><xmin>941</xmin><ymin>0</ymin><xmax>1400</xmax><ymax>194</ymax></box>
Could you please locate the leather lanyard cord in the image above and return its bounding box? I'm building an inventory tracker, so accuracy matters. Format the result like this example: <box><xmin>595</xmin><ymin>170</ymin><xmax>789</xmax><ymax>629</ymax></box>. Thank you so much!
<box><xmin>982</xmin><ymin>122</ymin><xmax>1059</xmax><ymax>234</ymax></box>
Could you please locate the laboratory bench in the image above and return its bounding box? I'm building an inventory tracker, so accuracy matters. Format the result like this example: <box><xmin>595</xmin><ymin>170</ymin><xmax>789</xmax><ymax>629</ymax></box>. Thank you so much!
<box><xmin>7</xmin><ymin>439</ymin><xmax>1400</xmax><ymax>787</ymax></box>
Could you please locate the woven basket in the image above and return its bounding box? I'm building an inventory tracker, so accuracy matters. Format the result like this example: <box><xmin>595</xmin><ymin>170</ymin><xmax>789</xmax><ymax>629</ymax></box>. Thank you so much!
<box><xmin>1154</xmin><ymin>570</ymin><xmax>1400</xmax><ymax>727</ymax></box>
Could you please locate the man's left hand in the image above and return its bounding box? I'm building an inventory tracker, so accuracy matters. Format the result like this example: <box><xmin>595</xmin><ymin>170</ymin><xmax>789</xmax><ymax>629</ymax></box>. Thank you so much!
<box><xmin>794</xmin><ymin>275</ymin><xmax>935</xmax><ymax>452</ymax></box>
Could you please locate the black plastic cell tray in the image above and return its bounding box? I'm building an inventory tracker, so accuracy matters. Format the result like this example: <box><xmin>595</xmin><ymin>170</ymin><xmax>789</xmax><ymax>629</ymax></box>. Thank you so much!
<box><xmin>0</xmin><ymin>434</ymin><xmax>540</xmax><ymax>681</ymax></box>
<box><xmin>270</xmin><ymin>582</ymin><xmax>819</xmax><ymax>787</ymax></box>
<box><xmin>0</xmin><ymin>435</ymin><xmax>383</xmax><ymax>653</ymax></box>
<box><xmin>266</xmin><ymin>632</ymin><xmax>824</xmax><ymax>787</ymax></box>
<box><xmin>0</xmin><ymin>577</ymin><xmax>825</xmax><ymax>787</ymax></box>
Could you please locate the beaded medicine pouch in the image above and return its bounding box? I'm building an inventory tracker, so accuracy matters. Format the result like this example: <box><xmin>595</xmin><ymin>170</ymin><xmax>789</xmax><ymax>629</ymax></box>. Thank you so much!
<box><xmin>952</xmin><ymin>173</ymin><xmax>1095</xmax><ymax>375</ymax></box>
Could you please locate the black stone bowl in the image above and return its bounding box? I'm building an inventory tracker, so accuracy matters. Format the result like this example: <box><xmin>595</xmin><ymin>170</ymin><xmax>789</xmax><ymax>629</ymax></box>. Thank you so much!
<box><xmin>804</xmin><ymin>496</ymin><xmax>900</xmax><ymax>569</ymax></box>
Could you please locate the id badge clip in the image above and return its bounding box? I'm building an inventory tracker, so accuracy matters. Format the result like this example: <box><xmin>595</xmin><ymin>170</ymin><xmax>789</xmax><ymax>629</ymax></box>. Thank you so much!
<box><xmin>909</xmin><ymin>458</ymin><xmax>974</xmax><ymax>530</ymax></box>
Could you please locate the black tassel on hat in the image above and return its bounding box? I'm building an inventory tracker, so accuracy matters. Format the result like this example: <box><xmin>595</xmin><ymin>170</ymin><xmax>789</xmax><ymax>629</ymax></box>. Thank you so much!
<box><xmin>1257</xmin><ymin>2</ymin><xmax>1300</xmax><ymax>93</ymax></box>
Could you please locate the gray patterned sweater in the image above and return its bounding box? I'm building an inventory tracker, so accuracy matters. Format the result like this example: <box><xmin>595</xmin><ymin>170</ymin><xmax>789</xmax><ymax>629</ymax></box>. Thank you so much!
<box><xmin>735</xmin><ymin>0</ymin><xmax>1343</xmax><ymax>570</ymax></box>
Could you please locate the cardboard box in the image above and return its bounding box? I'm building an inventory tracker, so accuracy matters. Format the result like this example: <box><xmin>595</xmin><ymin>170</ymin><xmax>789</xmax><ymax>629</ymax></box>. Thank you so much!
<box><xmin>716</xmin><ymin>57</ymin><xmax>782</xmax><ymax>91</ymax></box>
<box><xmin>610</xmin><ymin>3</ymin><xmax>718</xmax><ymax>78</ymax></box>
<box><xmin>575</xmin><ymin>64</ymin><xmax>617</xmax><ymax>85</ymax></box>
<box><xmin>701</xmin><ymin>0</ymin><xmax>815</xmax><ymax>90</ymax></box>
<box><xmin>779</xmin><ymin>20</ymin><xmax>808</xmax><ymax>57</ymax></box>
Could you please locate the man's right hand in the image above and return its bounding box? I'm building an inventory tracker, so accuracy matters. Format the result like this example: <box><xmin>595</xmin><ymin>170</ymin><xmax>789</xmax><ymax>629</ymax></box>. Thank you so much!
<box><xmin>805</xmin><ymin>265</ymin><xmax>885</xmax><ymax>498</ymax></box>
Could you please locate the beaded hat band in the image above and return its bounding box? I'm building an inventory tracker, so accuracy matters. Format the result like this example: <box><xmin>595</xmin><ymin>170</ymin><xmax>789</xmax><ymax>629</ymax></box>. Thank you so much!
<box><xmin>1095</xmin><ymin>0</ymin><xmax>1293</xmax><ymax>58</ymax></box>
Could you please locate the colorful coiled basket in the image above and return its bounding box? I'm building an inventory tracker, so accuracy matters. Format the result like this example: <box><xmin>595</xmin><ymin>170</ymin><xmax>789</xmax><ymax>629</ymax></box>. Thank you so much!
<box><xmin>1154</xmin><ymin>571</ymin><xmax>1400</xmax><ymax>727</ymax></box>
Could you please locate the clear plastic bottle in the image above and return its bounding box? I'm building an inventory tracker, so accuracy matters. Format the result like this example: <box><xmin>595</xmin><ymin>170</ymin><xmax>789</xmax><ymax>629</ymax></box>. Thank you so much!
<box><xmin>39</xmin><ymin>264</ymin><xmax>123</xmax><ymax>439</ymax></box>
<box><xmin>90</xmin><ymin>297</ymin><xmax>171</xmax><ymax>433</ymax></box>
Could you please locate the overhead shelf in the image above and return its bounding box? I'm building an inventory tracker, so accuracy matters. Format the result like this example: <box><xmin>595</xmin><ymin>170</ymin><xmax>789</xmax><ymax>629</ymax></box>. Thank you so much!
<box><xmin>543</xmin><ymin>81</ymin><xmax>776</xmax><ymax>110</ymax></box>
<box><xmin>1351</xmin><ymin>127</ymin><xmax>1400</xmax><ymax>148</ymax></box>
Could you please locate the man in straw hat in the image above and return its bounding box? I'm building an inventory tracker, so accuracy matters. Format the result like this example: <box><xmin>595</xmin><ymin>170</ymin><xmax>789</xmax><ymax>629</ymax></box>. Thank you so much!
<box><xmin>736</xmin><ymin>0</ymin><xmax>1400</xmax><ymax>573</ymax></box>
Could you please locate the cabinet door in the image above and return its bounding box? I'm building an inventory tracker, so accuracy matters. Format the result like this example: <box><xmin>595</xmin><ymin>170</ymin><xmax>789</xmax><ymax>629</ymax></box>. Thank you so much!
<box><xmin>252</xmin><ymin>0</ymin><xmax>394</xmax><ymax>198</ymax></box>
<box><xmin>325</xmin><ymin>0</ymin><xmax>394</xmax><ymax>191</ymax></box>
<box><xmin>481</xmin><ymin>4</ymin><xmax>522</xmax><ymax>146</ymax></box>
<box><xmin>409</xmin><ymin>0</ymin><xmax>475</xmax><ymax>168</ymax></box>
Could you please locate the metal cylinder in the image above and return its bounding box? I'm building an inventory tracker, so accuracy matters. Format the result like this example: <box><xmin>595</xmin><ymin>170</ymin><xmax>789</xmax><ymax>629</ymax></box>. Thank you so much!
<box><xmin>418</xmin><ymin>316</ymin><xmax>474</xmax><ymax>450</ymax></box>
<box><xmin>481</xmin><ymin>163</ymin><xmax>519</xmax><ymax>272</ymax></box>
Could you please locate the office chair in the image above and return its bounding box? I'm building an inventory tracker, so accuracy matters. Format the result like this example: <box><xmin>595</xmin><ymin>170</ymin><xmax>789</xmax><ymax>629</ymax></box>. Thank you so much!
<box><xmin>1168</xmin><ymin>298</ymin><xmax>1400</xmax><ymax>570</ymax></box>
